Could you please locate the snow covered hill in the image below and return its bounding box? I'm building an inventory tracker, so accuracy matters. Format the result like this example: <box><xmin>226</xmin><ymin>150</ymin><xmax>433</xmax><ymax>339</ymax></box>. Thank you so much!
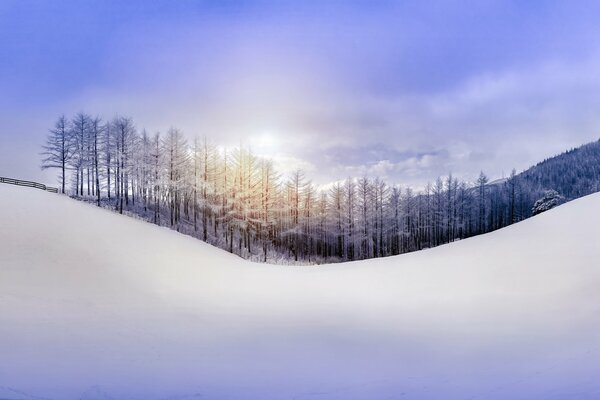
<box><xmin>1</xmin><ymin>183</ymin><xmax>600</xmax><ymax>400</ymax></box>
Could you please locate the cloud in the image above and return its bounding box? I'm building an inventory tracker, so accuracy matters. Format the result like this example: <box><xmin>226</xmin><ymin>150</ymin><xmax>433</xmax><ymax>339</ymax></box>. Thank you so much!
<box><xmin>4</xmin><ymin>2</ymin><xmax>600</xmax><ymax>188</ymax></box>
<box><xmin>300</xmin><ymin>54</ymin><xmax>600</xmax><ymax>186</ymax></box>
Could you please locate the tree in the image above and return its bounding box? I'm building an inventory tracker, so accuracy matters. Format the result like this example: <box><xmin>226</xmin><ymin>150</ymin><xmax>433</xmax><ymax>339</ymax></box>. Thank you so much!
<box><xmin>477</xmin><ymin>172</ymin><xmax>488</xmax><ymax>234</ymax></box>
<box><xmin>402</xmin><ymin>186</ymin><xmax>416</xmax><ymax>252</ymax></box>
<box><xmin>372</xmin><ymin>178</ymin><xmax>388</xmax><ymax>257</ymax></box>
<box><xmin>192</xmin><ymin>137</ymin><xmax>200</xmax><ymax>232</ymax></box>
<box><xmin>343</xmin><ymin>177</ymin><xmax>356</xmax><ymax>260</ymax></box>
<box><xmin>89</xmin><ymin>116</ymin><xmax>104</xmax><ymax>206</ymax></box>
<box><xmin>162</xmin><ymin>127</ymin><xmax>188</xmax><ymax>228</ymax></box>
<box><xmin>138</xmin><ymin>129</ymin><xmax>152</xmax><ymax>212</ymax></box>
<box><xmin>104</xmin><ymin>122</ymin><xmax>113</xmax><ymax>199</ymax></box>
<box><xmin>532</xmin><ymin>190</ymin><xmax>564</xmax><ymax>215</ymax></box>
<box><xmin>112</xmin><ymin>116</ymin><xmax>137</xmax><ymax>213</ymax></box>
<box><xmin>506</xmin><ymin>168</ymin><xmax>518</xmax><ymax>224</ymax></box>
<box><xmin>150</xmin><ymin>132</ymin><xmax>162</xmax><ymax>224</ymax></box>
<box><xmin>316</xmin><ymin>191</ymin><xmax>329</xmax><ymax>259</ymax></box>
<box><xmin>433</xmin><ymin>177</ymin><xmax>444</xmax><ymax>245</ymax></box>
<box><xmin>258</xmin><ymin>158</ymin><xmax>279</xmax><ymax>261</ymax></box>
<box><xmin>199</xmin><ymin>137</ymin><xmax>216</xmax><ymax>241</ymax></box>
<box><xmin>303</xmin><ymin>181</ymin><xmax>318</xmax><ymax>261</ymax></box>
<box><xmin>41</xmin><ymin>115</ymin><xmax>73</xmax><ymax>194</ymax></box>
<box><xmin>329</xmin><ymin>182</ymin><xmax>345</xmax><ymax>259</ymax></box>
<box><xmin>357</xmin><ymin>177</ymin><xmax>372</xmax><ymax>259</ymax></box>
<box><xmin>70</xmin><ymin>112</ymin><xmax>91</xmax><ymax>196</ymax></box>
<box><xmin>286</xmin><ymin>169</ymin><xmax>306</xmax><ymax>261</ymax></box>
<box><xmin>388</xmin><ymin>186</ymin><xmax>401</xmax><ymax>255</ymax></box>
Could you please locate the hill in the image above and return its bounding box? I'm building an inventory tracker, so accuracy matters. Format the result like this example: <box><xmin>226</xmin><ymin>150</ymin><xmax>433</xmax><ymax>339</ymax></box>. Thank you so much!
<box><xmin>1</xmin><ymin>183</ymin><xmax>600</xmax><ymax>399</ymax></box>
<box><xmin>518</xmin><ymin>138</ymin><xmax>600</xmax><ymax>200</ymax></box>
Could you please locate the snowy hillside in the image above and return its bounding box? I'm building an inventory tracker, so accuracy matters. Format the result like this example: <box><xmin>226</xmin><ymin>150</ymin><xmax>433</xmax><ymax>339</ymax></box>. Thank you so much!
<box><xmin>1</xmin><ymin>183</ymin><xmax>600</xmax><ymax>400</ymax></box>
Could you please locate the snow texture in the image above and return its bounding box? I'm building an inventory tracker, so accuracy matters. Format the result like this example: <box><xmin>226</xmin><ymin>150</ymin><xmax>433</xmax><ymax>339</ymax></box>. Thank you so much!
<box><xmin>1</xmin><ymin>183</ymin><xmax>599</xmax><ymax>399</ymax></box>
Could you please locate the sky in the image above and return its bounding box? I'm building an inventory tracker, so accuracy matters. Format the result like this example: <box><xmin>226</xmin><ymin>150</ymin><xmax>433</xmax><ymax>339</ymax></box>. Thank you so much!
<box><xmin>2</xmin><ymin>0</ymin><xmax>600</xmax><ymax>187</ymax></box>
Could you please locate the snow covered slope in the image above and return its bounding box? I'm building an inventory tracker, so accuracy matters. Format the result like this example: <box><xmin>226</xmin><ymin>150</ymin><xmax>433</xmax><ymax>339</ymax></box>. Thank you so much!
<box><xmin>1</xmin><ymin>183</ymin><xmax>600</xmax><ymax>400</ymax></box>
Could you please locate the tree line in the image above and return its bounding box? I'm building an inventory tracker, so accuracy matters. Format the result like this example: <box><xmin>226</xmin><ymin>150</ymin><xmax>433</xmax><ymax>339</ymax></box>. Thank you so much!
<box><xmin>41</xmin><ymin>113</ymin><xmax>593</xmax><ymax>264</ymax></box>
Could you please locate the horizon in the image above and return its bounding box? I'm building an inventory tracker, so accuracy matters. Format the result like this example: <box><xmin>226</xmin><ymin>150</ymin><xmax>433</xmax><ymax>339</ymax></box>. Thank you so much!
<box><xmin>3</xmin><ymin>1</ymin><xmax>600</xmax><ymax>187</ymax></box>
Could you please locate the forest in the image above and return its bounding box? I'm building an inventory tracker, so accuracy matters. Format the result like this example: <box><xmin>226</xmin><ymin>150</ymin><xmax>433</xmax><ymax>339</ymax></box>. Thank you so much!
<box><xmin>41</xmin><ymin>113</ymin><xmax>599</xmax><ymax>263</ymax></box>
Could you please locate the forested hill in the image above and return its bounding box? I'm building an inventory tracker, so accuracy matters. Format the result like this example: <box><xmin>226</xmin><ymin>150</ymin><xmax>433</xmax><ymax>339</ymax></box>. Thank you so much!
<box><xmin>517</xmin><ymin>139</ymin><xmax>600</xmax><ymax>200</ymax></box>
<box><xmin>475</xmin><ymin>138</ymin><xmax>600</xmax><ymax>236</ymax></box>
<box><xmin>38</xmin><ymin>112</ymin><xmax>600</xmax><ymax>264</ymax></box>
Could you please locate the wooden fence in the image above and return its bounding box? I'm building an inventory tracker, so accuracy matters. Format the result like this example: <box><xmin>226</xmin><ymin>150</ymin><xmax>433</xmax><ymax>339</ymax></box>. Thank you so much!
<box><xmin>0</xmin><ymin>176</ymin><xmax>59</xmax><ymax>193</ymax></box>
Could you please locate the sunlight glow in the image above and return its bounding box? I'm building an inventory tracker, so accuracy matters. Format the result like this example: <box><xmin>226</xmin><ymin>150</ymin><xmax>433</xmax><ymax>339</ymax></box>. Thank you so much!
<box><xmin>252</xmin><ymin>131</ymin><xmax>281</xmax><ymax>154</ymax></box>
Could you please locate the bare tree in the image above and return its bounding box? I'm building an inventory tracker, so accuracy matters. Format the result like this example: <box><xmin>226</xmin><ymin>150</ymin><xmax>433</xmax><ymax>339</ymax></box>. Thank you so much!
<box><xmin>89</xmin><ymin>116</ymin><xmax>104</xmax><ymax>206</ymax></box>
<box><xmin>477</xmin><ymin>171</ymin><xmax>488</xmax><ymax>234</ymax></box>
<box><xmin>112</xmin><ymin>116</ymin><xmax>136</xmax><ymax>214</ymax></box>
<box><xmin>70</xmin><ymin>112</ymin><xmax>91</xmax><ymax>196</ymax></box>
<box><xmin>41</xmin><ymin>115</ymin><xmax>73</xmax><ymax>194</ymax></box>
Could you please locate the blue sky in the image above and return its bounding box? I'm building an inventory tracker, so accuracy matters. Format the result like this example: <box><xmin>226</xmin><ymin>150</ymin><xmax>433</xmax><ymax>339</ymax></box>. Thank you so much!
<box><xmin>2</xmin><ymin>0</ymin><xmax>600</xmax><ymax>186</ymax></box>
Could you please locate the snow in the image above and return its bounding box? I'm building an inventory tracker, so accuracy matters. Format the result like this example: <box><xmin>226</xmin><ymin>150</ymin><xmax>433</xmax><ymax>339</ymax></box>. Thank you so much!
<box><xmin>1</xmin><ymin>183</ymin><xmax>600</xmax><ymax>400</ymax></box>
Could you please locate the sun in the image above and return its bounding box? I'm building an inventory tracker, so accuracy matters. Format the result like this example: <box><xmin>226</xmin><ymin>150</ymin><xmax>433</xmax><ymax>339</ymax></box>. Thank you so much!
<box><xmin>254</xmin><ymin>131</ymin><xmax>279</xmax><ymax>152</ymax></box>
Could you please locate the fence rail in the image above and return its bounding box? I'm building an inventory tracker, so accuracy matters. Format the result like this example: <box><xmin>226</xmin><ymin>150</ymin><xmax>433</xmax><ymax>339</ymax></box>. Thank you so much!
<box><xmin>0</xmin><ymin>176</ymin><xmax>59</xmax><ymax>193</ymax></box>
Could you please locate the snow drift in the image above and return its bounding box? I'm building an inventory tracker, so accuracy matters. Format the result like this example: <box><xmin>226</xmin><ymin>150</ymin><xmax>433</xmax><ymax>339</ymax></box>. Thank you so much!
<box><xmin>1</xmin><ymin>183</ymin><xmax>599</xmax><ymax>400</ymax></box>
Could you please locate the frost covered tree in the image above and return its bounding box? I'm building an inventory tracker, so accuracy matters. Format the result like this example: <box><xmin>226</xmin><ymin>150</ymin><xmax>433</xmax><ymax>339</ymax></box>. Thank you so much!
<box><xmin>343</xmin><ymin>177</ymin><xmax>356</xmax><ymax>260</ymax></box>
<box><xmin>162</xmin><ymin>127</ymin><xmax>188</xmax><ymax>228</ymax></box>
<box><xmin>112</xmin><ymin>116</ymin><xmax>137</xmax><ymax>214</ymax></box>
<box><xmin>506</xmin><ymin>168</ymin><xmax>518</xmax><ymax>223</ymax></box>
<box><xmin>329</xmin><ymin>182</ymin><xmax>345</xmax><ymax>259</ymax></box>
<box><xmin>257</xmin><ymin>159</ymin><xmax>279</xmax><ymax>261</ymax></box>
<box><xmin>150</xmin><ymin>132</ymin><xmax>163</xmax><ymax>224</ymax></box>
<box><xmin>285</xmin><ymin>169</ymin><xmax>306</xmax><ymax>261</ymax></box>
<box><xmin>477</xmin><ymin>172</ymin><xmax>488</xmax><ymax>234</ymax></box>
<box><xmin>89</xmin><ymin>116</ymin><xmax>104</xmax><ymax>206</ymax></box>
<box><xmin>303</xmin><ymin>181</ymin><xmax>318</xmax><ymax>261</ymax></box>
<box><xmin>70</xmin><ymin>112</ymin><xmax>90</xmax><ymax>196</ymax></box>
<box><xmin>357</xmin><ymin>177</ymin><xmax>372</xmax><ymax>259</ymax></box>
<box><xmin>41</xmin><ymin>115</ymin><xmax>73</xmax><ymax>194</ymax></box>
<box><xmin>532</xmin><ymin>190</ymin><xmax>564</xmax><ymax>215</ymax></box>
<box><xmin>388</xmin><ymin>186</ymin><xmax>401</xmax><ymax>255</ymax></box>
